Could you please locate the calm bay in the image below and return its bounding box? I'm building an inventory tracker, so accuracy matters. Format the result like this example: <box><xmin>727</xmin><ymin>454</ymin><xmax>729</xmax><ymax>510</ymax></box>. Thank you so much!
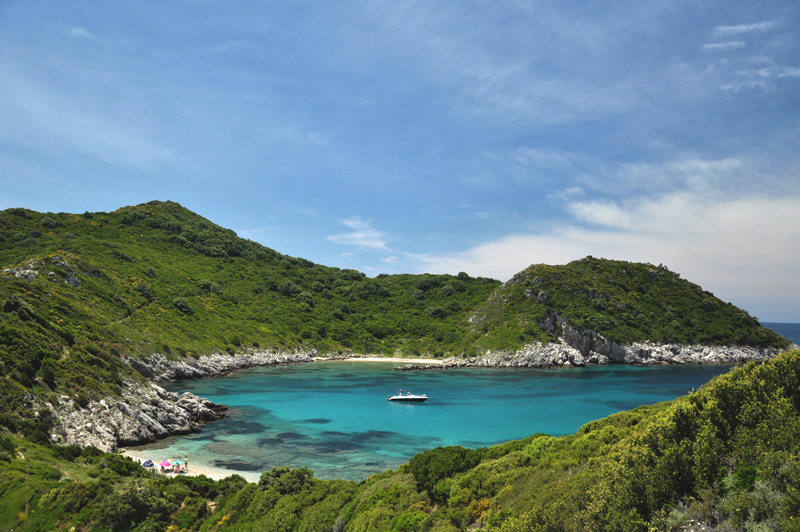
<box><xmin>131</xmin><ymin>361</ymin><xmax>736</xmax><ymax>481</ymax></box>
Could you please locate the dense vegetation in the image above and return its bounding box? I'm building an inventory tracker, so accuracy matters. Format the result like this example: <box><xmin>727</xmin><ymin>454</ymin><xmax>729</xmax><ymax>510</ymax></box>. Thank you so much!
<box><xmin>1</xmin><ymin>350</ymin><xmax>799</xmax><ymax>531</ymax></box>
<box><xmin>0</xmin><ymin>202</ymin><xmax>790</xmax><ymax>444</ymax></box>
<box><xmin>470</xmin><ymin>258</ymin><xmax>787</xmax><ymax>350</ymax></box>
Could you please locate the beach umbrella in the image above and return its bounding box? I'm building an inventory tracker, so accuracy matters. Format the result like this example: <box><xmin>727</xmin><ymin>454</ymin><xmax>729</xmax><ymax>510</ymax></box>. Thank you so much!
<box><xmin>173</xmin><ymin>460</ymin><xmax>184</xmax><ymax>465</ymax></box>
<box><xmin>142</xmin><ymin>459</ymin><xmax>154</xmax><ymax>467</ymax></box>
<box><xmin>159</xmin><ymin>459</ymin><xmax>172</xmax><ymax>467</ymax></box>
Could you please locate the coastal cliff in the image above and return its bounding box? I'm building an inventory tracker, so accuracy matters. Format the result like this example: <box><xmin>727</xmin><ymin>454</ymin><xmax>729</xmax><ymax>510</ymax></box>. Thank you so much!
<box><xmin>47</xmin><ymin>351</ymin><xmax>314</xmax><ymax>452</ymax></box>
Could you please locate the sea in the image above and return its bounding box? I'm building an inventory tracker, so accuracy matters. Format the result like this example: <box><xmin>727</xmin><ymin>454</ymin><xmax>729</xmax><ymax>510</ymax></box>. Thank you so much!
<box><xmin>131</xmin><ymin>323</ymin><xmax>800</xmax><ymax>482</ymax></box>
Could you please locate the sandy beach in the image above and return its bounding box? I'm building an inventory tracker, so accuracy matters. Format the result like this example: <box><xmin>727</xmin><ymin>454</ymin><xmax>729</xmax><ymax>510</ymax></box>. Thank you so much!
<box><xmin>314</xmin><ymin>356</ymin><xmax>443</xmax><ymax>364</ymax></box>
<box><xmin>123</xmin><ymin>450</ymin><xmax>234</xmax><ymax>481</ymax></box>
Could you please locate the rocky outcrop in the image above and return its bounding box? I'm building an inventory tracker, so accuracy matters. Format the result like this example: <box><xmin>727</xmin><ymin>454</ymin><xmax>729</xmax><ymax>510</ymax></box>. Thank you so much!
<box><xmin>125</xmin><ymin>351</ymin><xmax>316</xmax><ymax>381</ymax></box>
<box><xmin>424</xmin><ymin>341</ymin><xmax>790</xmax><ymax>371</ymax></box>
<box><xmin>398</xmin><ymin>312</ymin><xmax>797</xmax><ymax>371</ymax></box>
<box><xmin>49</xmin><ymin>382</ymin><xmax>227</xmax><ymax>452</ymax></box>
<box><xmin>48</xmin><ymin>350</ymin><xmax>316</xmax><ymax>451</ymax></box>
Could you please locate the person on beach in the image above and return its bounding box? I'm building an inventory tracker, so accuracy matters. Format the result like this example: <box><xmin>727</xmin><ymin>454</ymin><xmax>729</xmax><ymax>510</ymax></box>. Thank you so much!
<box><xmin>185</xmin><ymin>456</ymin><xmax>189</xmax><ymax>472</ymax></box>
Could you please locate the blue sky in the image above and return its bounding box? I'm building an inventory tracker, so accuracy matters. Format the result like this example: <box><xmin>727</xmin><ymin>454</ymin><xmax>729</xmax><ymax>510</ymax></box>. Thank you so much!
<box><xmin>1</xmin><ymin>1</ymin><xmax>799</xmax><ymax>321</ymax></box>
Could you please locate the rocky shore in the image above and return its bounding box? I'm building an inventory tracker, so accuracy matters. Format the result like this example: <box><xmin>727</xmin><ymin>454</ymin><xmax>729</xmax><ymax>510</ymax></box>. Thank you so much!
<box><xmin>125</xmin><ymin>351</ymin><xmax>316</xmax><ymax>381</ymax></box>
<box><xmin>395</xmin><ymin>341</ymin><xmax>791</xmax><ymax>371</ymax></box>
<box><xmin>396</xmin><ymin>314</ymin><xmax>797</xmax><ymax>371</ymax></box>
<box><xmin>48</xmin><ymin>350</ymin><xmax>315</xmax><ymax>452</ymax></box>
<box><xmin>46</xmin><ymin>335</ymin><xmax>796</xmax><ymax>451</ymax></box>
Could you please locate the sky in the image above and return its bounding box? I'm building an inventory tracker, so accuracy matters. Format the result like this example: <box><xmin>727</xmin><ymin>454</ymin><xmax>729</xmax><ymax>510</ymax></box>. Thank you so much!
<box><xmin>0</xmin><ymin>1</ymin><xmax>799</xmax><ymax>322</ymax></box>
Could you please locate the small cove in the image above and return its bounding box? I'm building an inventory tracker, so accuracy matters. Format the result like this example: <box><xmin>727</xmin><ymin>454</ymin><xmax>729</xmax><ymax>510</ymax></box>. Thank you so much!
<box><xmin>131</xmin><ymin>361</ymin><xmax>735</xmax><ymax>481</ymax></box>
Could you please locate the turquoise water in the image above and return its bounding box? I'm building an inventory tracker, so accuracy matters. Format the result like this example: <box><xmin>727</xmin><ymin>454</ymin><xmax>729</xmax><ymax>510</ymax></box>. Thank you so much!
<box><xmin>135</xmin><ymin>362</ymin><xmax>733</xmax><ymax>481</ymax></box>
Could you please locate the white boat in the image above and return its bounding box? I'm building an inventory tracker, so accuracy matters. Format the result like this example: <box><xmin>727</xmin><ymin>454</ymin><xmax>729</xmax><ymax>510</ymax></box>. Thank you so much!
<box><xmin>388</xmin><ymin>390</ymin><xmax>428</xmax><ymax>402</ymax></box>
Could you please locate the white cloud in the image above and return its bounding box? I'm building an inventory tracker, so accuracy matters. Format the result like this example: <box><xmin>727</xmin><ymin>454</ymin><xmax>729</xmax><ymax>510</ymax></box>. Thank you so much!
<box><xmin>327</xmin><ymin>217</ymin><xmax>391</xmax><ymax>250</ymax></box>
<box><xmin>567</xmin><ymin>201</ymin><xmax>633</xmax><ymax>229</ymax></box>
<box><xmin>703</xmin><ymin>42</ymin><xmax>746</xmax><ymax>51</ymax></box>
<box><xmin>68</xmin><ymin>26</ymin><xmax>94</xmax><ymax>39</ymax></box>
<box><xmin>415</xmin><ymin>192</ymin><xmax>800</xmax><ymax>320</ymax></box>
<box><xmin>714</xmin><ymin>21</ymin><xmax>777</xmax><ymax>36</ymax></box>
<box><xmin>721</xmin><ymin>66</ymin><xmax>800</xmax><ymax>92</ymax></box>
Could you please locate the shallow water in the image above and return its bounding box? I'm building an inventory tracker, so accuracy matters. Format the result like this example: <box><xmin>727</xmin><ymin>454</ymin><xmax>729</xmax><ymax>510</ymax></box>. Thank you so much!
<box><xmin>132</xmin><ymin>362</ymin><xmax>734</xmax><ymax>481</ymax></box>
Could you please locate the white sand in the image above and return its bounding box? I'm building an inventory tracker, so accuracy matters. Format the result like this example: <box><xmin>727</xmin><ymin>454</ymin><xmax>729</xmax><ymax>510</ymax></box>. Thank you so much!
<box><xmin>313</xmin><ymin>356</ymin><xmax>442</xmax><ymax>364</ymax></box>
<box><xmin>123</xmin><ymin>450</ymin><xmax>231</xmax><ymax>481</ymax></box>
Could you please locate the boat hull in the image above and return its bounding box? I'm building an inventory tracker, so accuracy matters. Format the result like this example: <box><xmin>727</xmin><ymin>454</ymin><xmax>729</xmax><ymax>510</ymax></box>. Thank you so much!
<box><xmin>388</xmin><ymin>397</ymin><xmax>427</xmax><ymax>402</ymax></box>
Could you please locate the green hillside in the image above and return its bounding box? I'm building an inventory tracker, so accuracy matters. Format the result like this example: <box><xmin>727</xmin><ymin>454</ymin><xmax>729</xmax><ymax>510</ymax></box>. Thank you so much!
<box><xmin>470</xmin><ymin>258</ymin><xmax>788</xmax><ymax>351</ymax></box>
<box><xmin>0</xmin><ymin>202</ymin><xmax>790</xmax><ymax>415</ymax></box>
<box><xmin>2</xmin><ymin>350</ymin><xmax>799</xmax><ymax>532</ymax></box>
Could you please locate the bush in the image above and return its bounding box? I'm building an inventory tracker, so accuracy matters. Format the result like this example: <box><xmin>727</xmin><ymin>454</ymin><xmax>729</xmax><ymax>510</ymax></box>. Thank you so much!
<box><xmin>279</xmin><ymin>281</ymin><xmax>301</xmax><ymax>297</ymax></box>
<box><xmin>425</xmin><ymin>307</ymin><xmax>447</xmax><ymax>319</ymax></box>
<box><xmin>408</xmin><ymin>446</ymin><xmax>484</xmax><ymax>499</ymax></box>
<box><xmin>295</xmin><ymin>292</ymin><xmax>314</xmax><ymax>307</ymax></box>
<box><xmin>2</xmin><ymin>294</ymin><xmax>30</xmax><ymax>314</ymax></box>
<box><xmin>258</xmin><ymin>466</ymin><xmax>315</xmax><ymax>495</ymax></box>
<box><xmin>174</xmin><ymin>297</ymin><xmax>194</xmax><ymax>315</ymax></box>
<box><xmin>75</xmin><ymin>393</ymin><xmax>90</xmax><ymax>409</ymax></box>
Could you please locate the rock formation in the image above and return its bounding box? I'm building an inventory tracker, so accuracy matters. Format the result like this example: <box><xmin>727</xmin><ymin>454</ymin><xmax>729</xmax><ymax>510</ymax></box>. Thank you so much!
<box><xmin>49</xmin><ymin>350</ymin><xmax>314</xmax><ymax>452</ymax></box>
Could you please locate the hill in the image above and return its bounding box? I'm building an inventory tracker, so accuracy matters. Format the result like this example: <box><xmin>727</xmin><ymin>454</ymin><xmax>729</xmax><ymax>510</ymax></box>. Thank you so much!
<box><xmin>0</xmin><ymin>202</ymin><xmax>790</xmax><ymax>412</ymax></box>
<box><xmin>1</xmin><ymin>350</ymin><xmax>798</xmax><ymax>531</ymax></box>
<box><xmin>470</xmin><ymin>257</ymin><xmax>786</xmax><ymax>351</ymax></box>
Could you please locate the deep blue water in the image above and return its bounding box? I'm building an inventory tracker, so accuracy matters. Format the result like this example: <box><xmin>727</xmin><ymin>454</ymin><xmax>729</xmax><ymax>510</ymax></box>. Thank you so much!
<box><xmin>764</xmin><ymin>322</ymin><xmax>800</xmax><ymax>345</ymax></box>
<box><xmin>133</xmin><ymin>362</ymin><xmax>734</xmax><ymax>481</ymax></box>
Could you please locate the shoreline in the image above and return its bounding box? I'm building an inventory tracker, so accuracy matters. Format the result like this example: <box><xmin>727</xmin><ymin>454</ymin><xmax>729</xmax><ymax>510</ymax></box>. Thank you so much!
<box><xmin>122</xmin><ymin>449</ymin><xmax>233</xmax><ymax>481</ymax></box>
<box><xmin>314</xmin><ymin>356</ymin><xmax>443</xmax><ymax>364</ymax></box>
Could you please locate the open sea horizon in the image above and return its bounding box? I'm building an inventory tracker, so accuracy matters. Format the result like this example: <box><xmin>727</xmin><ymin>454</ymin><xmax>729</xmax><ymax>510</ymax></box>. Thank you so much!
<box><xmin>763</xmin><ymin>322</ymin><xmax>800</xmax><ymax>345</ymax></box>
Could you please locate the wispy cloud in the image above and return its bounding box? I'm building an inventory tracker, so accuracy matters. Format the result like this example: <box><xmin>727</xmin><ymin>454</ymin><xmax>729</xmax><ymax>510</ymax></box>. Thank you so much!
<box><xmin>67</xmin><ymin>26</ymin><xmax>95</xmax><ymax>40</ymax></box>
<box><xmin>703</xmin><ymin>41</ymin><xmax>746</xmax><ymax>51</ymax></box>
<box><xmin>714</xmin><ymin>21</ymin><xmax>777</xmax><ymax>36</ymax></box>
<box><xmin>0</xmin><ymin>64</ymin><xmax>182</xmax><ymax>170</ymax></box>
<box><xmin>327</xmin><ymin>217</ymin><xmax>391</xmax><ymax>250</ymax></box>
<box><xmin>721</xmin><ymin>66</ymin><xmax>800</xmax><ymax>92</ymax></box>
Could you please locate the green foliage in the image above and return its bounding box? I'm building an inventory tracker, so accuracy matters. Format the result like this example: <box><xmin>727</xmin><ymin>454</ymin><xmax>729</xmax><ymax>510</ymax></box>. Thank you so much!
<box><xmin>258</xmin><ymin>465</ymin><xmax>315</xmax><ymax>495</ymax></box>
<box><xmin>174</xmin><ymin>297</ymin><xmax>194</xmax><ymax>315</ymax></box>
<box><xmin>1</xmin><ymin>201</ymin><xmax>783</xmax><ymax>421</ymax></box>
<box><xmin>407</xmin><ymin>446</ymin><xmax>484</xmax><ymax>500</ymax></box>
<box><xmin>1</xmin><ymin>352</ymin><xmax>800</xmax><ymax>531</ymax></box>
<box><xmin>469</xmin><ymin>257</ymin><xmax>789</xmax><ymax>351</ymax></box>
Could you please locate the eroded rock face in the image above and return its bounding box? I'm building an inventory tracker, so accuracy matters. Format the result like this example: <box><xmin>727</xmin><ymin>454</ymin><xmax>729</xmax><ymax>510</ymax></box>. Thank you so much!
<box><xmin>51</xmin><ymin>350</ymin><xmax>315</xmax><ymax>451</ymax></box>
<box><xmin>126</xmin><ymin>351</ymin><xmax>315</xmax><ymax>381</ymax></box>
<box><xmin>51</xmin><ymin>384</ymin><xmax>227</xmax><ymax>452</ymax></box>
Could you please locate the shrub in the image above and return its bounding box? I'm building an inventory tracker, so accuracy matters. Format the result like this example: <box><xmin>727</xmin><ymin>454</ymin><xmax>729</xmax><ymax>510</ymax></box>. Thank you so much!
<box><xmin>258</xmin><ymin>466</ymin><xmax>315</xmax><ymax>495</ymax></box>
<box><xmin>41</xmin><ymin>216</ymin><xmax>57</xmax><ymax>228</ymax></box>
<box><xmin>2</xmin><ymin>294</ymin><xmax>30</xmax><ymax>313</ymax></box>
<box><xmin>295</xmin><ymin>292</ymin><xmax>314</xmax><ymax>307</ymax></box>
<box><xmin>426</xmin><ymin>306</ymin><xmax>447</xmax><ymax>319</ymax></box>
<box><xmin>279</xmin><ymin>281</ymin><xmax>301</xmax><ymax>297</ymax></box>
<box><xmin>75</xmin><ymin>393</ymin><xmax>90</xmax><ymax>409</ymax></box>
<box><xmin>174</xmin><ymin>297</ymin><xmax>194</xmax><ymax>315</ymax></box>
<box><xmin>144</xmin><ymin>266</ymin><xmax>156</xmax><ymax>278</ymax></box>
<box><xmin>408</xmin><ymin>446</ymin><xmax>484</xmax><ymax>499</ymax></box>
